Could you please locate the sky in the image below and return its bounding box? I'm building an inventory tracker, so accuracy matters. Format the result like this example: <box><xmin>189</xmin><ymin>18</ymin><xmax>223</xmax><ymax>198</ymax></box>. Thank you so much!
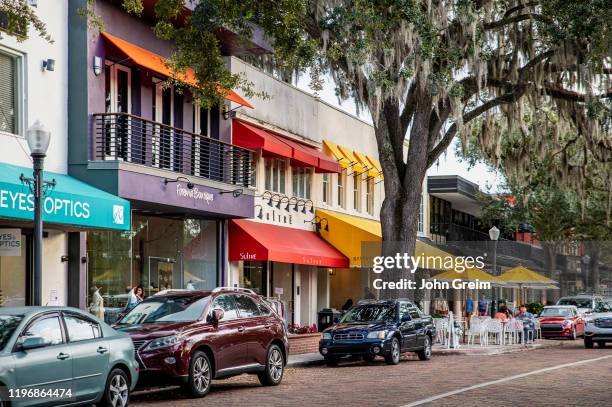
<box><xmin>294</xmin><ymin>74</ymin><xmax>505</xmax><ymax>193</ymax></box>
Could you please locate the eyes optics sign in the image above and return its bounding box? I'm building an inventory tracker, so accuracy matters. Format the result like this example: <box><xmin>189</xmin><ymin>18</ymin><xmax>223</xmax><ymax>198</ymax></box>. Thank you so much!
<box><xmin>0</xmin><ymin>190</ymin><xmax>91</xmax><ymax>219</ymax></box>
<box><xmin>0</xmin><ymin>164</ymin><xmax>130</xmax><ymax>230</ymax></box>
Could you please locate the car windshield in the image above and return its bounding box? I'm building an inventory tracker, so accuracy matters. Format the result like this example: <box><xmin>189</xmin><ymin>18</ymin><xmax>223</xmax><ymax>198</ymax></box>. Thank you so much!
<box><xmin>117</xmin><ymin>296</ymin><xmax>209</xmax><ymax>324</ymax></box>
<box><xmin>593</xmin><ymin>302</ymin><xmax>612</xmax><ymax>313</ymax></box>
<box><xmin>0</xmin><ymin>315</ymin><xmax>23</xmax><ymax>351</ymax></box>
<box><xmin>541</xmin><ymin>308</ymin><xmax>573</xmax><ymax>318</ymax></box>
<box><xmin>557</xmin><ymin>298</ymin><xmax>592</xmax><ymax>308</ymax></box>
<box><xmin>341</xmin><ymin>304</ymin><xmax>396</xmax><ymax>323</ymax></box>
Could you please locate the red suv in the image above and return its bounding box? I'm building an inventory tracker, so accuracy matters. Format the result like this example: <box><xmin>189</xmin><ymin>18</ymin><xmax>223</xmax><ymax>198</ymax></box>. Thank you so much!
<box><xmin>114</xmin><ymin>288</ymin><xmax>288</xmax><ymax>397</ymax></box>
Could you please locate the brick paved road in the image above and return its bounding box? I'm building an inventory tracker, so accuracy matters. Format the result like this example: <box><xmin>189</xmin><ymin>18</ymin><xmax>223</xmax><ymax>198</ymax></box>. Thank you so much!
<box><xmin>132</xmin><ymin>341</ymin><xmax>612</xmax><ymax>407</ymax></box>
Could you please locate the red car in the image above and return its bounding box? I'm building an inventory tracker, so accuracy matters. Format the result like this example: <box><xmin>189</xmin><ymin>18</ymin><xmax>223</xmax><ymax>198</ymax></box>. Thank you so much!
<box><xmin>538</xmin><ymin>305</ymin><xmax>585</xmax><ymax>340</ymax></box>
<box><xmin>114</xmin><ymin>288</ymin><xmax>288</xmax><ymax>397</ymax></box>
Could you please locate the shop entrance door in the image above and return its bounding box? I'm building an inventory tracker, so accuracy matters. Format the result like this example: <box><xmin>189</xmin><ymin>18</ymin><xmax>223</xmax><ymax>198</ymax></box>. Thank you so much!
<box><xmin>145</xmin><ymin>257</ymin><xmax>176</xmax><ymax>297</ymax></box>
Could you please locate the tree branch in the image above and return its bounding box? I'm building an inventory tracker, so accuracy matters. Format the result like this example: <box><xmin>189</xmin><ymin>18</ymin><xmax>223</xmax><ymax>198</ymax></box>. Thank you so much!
<box><xmin>426</xmin><ymin>90</ymin><xmax>527</xmax><ymax>166</ymax></box>
<box><xmin>484</xmin><ymin>13</ymin><xmax>552</xmax><ymax>30</ymax></box>
<box><xmin>400</xmin><ymin>81</ymin><xmax>418</xmax><ymax>138</ymax></box>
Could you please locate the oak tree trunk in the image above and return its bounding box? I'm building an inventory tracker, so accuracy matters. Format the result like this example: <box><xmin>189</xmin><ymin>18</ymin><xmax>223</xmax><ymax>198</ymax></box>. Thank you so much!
<box><xmin>373</xmin><ymin>93</ymin><xmax>432</xmax><ymax>300</ymax></box>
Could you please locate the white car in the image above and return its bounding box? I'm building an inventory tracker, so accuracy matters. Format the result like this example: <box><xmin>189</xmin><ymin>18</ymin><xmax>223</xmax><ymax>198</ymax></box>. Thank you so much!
<box><xmin>556</xmin><ymin>295</ymin><xmax>604</xmax><ymax>315</ymax></box>
<box><xmin>584</xmin><ymin>302</ymin><xmax>612</xmax><ymax>348</ymax></box>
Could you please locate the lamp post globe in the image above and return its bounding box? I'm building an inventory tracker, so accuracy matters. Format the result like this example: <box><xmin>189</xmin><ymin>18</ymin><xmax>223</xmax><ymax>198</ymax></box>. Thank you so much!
<box><xmin>489</xmin><ymin>226</ymin><xmax>500</xmax><ymax>317</ymax></box>
<box><xmin>26</xmin><ymin>120</ymin><xmax>51</xmax><ymax>156</ymax></box>
<box><xmin>26</xmin><ymin>120</ymin><xmax>51</xmax><ymax>306</ymax></box>
<box><xmin>489</xmin><ymin>226</ymin><xmax>500</xmax><ymax>241</ymax></box>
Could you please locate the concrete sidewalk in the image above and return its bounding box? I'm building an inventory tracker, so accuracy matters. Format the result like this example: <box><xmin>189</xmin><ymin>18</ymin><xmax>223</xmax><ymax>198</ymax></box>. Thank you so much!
<box><xmin>287</xmin><ymin>339</ymin><xmax>565</xmax><ymax>367</ymax></box>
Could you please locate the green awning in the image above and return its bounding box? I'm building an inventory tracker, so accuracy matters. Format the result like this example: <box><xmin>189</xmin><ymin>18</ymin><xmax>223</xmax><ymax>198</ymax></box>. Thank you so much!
<box><xmin>0</xmin><ymin>163</ymin><xmax>130</xmax><ymax>230</ymax></box>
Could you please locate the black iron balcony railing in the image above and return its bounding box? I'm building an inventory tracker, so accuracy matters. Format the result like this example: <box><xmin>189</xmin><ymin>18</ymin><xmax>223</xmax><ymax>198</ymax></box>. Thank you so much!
<box><xmin>93</xmin><ymin>112</ymin><xmax>252</xmax><ymax>187</ymax></box>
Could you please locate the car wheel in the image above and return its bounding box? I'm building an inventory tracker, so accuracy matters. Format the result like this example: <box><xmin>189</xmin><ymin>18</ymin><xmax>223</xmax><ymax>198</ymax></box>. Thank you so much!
<box><xmin>584</xmin><ymin>337</ymin><xmax>594</xmax><ymax>348</ymax></box>
<box><xmin>570</xmin><ymin>327</ymin><xmax>577</xmax><ymax>340</ymax></box>
<box><xmin>99</xmin><ymin>368</ymin><xmax>130</xmax><ymax>407</ymax></box>
<box><xmin>385</xmin><ymin>337</ymin><xmax>401</xmax><ymax>365</ymax></box>
<box><xmin>258</xmin><ymin>344</ymin><xmax>284</xmax><ymax>386</ymax></box>
<box><xmin>324</xmin><ymin>356</ymin><xmax>339</xmax><ymax>367</ymax></box>
<box><xmin>417</xmin><ymin>335</ymin><xmax>432</xmax><ymax>361</ymax></box>
<box><xmin>184</xmin><ymin>351</ymin><xmax>212</xmax><ymax>398</ymax></box>
<box><xmin>597</xmin><ymin>342</ymin><xmax>606</xmax><ymax>348</ymax></box>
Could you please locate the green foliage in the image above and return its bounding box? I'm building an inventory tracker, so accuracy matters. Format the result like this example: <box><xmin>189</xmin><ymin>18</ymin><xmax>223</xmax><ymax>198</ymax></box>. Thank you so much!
<box><xmin>526</xmin><ymin>302</ymin><xmax>544</xmax><ymax>315</ymax></box>
<box><xmin>540</xmin><ymin>0</ymin><xmax>612</xmax><ymax>68</ymax></box>
<box><xmin>115</xmin><ymin>0</ymin><xmax>311</xmax><ymax>108</ymax></box>
<box><xmin>0</xmin><ymin>0</ymin><xmax>52</xmax><ymax>42</ymax></box>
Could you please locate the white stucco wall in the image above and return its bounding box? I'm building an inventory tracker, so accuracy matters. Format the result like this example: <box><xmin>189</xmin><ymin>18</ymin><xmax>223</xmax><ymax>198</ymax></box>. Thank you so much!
<box><xmin>0</xmin><ymin>0</ymin><xmax>69</xmax><ymax>174</ymax></box>
<box><xmin>0</xmin><ymin>1</ymin><xmax>69</xmax><ymax>305</ymax></box>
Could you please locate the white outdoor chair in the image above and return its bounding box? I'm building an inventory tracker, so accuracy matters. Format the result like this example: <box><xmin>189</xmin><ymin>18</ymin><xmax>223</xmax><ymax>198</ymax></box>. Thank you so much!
<box><xmin>485</xmin><ymin>319</ymin><xmax>504</xmax><ymax>345</ymax></box>
<box><xmin>534</xmin><ymin>319</ymin><xmax>542</xmax><ymax>339</ymax></box>
<box><xmin>505</xmin><ymin>319</ymin><xmax>523</xmax><ymax>344</ymax></box>
<box><xmin>466</xmin><ymin>316</ymin><xmax>489</xmax><ymax>346</ymax></box>
<box><xmin>434</xmin><ymin>318</ymin><xmax>449</xmax><ymax>345</ymax></box>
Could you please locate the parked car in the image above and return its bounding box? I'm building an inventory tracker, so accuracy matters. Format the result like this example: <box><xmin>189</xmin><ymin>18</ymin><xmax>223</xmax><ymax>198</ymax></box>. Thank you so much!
<box><xmin>538</xmin><ymin>305</ymin><xmax>585</xmax><ymax>340</ymax></box>
<box><xmin>584</xmin><ymin>303</ymin><xmax>612</xmax><ymax>348</ymax></box>
<box><xmin>556</xmin><ymin>295</ymin><xmax>604</xmax><ymax>315</ymax></box>
<box><xmin>113</xmin><ymin>287</ymin><xmax>288</xmax><ymax>398</ymax></box>
<box><xmin>0</xmin><ymin>306</ymin><xmax>138</xmax><ymax>407</ymax></box>
<box><xmin>318</xmin><ymin>299</ymin><xmax>435</xmax><ymax>366</ymax></box>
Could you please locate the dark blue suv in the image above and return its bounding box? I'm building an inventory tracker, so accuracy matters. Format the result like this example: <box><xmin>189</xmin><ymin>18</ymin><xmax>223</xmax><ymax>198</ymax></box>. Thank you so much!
<box><xmin>319</xmin><ymin>300</ymin><xmax>435</xmax><ymax>366</ymax></box>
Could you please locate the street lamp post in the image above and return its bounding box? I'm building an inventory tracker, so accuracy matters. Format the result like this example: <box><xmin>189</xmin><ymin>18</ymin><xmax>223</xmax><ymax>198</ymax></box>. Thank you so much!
<box><xmin>25</xmin><ymin>121</ymin><xmax>51</xmax><ymax>306</ymax></box>
<box><xmin>489</xmin><ymin>226</ymin><xmax>500</xmax><ymax>317</ymax></box>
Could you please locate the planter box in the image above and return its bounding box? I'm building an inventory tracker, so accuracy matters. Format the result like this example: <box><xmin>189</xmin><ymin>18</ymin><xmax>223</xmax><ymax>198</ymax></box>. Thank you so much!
<box><xmin>288</xmin><ymin>333</ymin><xmax>320</xmax><ymax>355</ymax></box>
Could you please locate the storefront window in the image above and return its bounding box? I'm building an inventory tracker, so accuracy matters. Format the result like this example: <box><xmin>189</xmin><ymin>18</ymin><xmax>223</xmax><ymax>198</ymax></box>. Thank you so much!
<box><xmin>87</xmin><ymin>229</ymin><xmax>132</xmax><ymax>322</ymax></box>
<box><xmin>87</xmin><ymin>214</ymin><xmax>219</xmax><ymax>323</ymax></box>
<box><xmin>183</xmin><ymin>219</ymin><xmax>217</xmax><ymax>291</ymax></box>
<box><xmin>240</xmin><ymin>261</ymin><xmax>267</xmax><ymax>295</ymax></box>
<box><xmin>0</xmin><ymin>235</ymin><xmax>26</xmax><ymax>307</ymax></box>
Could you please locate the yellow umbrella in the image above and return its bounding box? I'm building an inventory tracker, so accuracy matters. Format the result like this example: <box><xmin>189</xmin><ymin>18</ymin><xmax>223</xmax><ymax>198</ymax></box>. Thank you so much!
<box><xmin>497</xmin><ymin>265</ymin><xmax>558</xmax><ymax>287</ymax></box>
<box><xmin>498</xmin><ymin>265</ymin><xmax>559</xmax><ymax>305</ymax></box>
<box><xmin>430</xmin><ymin>267</ymin><xmax>503</xmax><ymax>285</ymax></box>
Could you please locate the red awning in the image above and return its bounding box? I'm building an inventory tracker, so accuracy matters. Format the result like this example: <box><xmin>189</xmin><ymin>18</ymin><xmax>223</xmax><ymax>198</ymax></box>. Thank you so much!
<box><xmin>229</xmin><ymin>220</ymin><xmax>349</xmax><ymax>268</ymax></box>
<box><xmin>232</xmin><ymin>120</ymin><xmax>342</xmax><ymax>173</ymax></box>
<box><xmin>232</xmin><ymin>120</ymin><xmax>293</xmax><ymax>158</ymax></box>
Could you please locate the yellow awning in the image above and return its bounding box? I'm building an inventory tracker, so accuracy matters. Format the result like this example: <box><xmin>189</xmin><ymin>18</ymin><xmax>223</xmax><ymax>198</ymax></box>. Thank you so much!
<box><xmin>323</xmin><ymin>140</ymin><xmax>350</xmax><ymax>169</ymax></box>
<box><xmin>366</xmin><ymin>155</ymin><xmax>384</xmax><ymax>180</ymax></box>
<box><xmin>337</xmin><ymin>145</ymin><xmax>364</xmax><ymax>174</ymax></box>
<box><xmin>354</xmin><ymin>151</ymin><xmax>378</xmax><ymax>178</ymax></box>
<box><xmin>316</xmin><ymin>209</ymin><xmax>457</xmax><ymax>268</ymax></box>
<box><xmin>498</xmin><ymin>266</ymin><xmax>558</xmax><ymax>287</ymax></box>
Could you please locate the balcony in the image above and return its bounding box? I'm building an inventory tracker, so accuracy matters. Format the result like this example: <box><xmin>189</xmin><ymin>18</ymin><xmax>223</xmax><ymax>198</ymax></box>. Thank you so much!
<box><xmin>93</xmin><ymin>112</ymin><xmax>252</xmax><ymax>188</ymax></box>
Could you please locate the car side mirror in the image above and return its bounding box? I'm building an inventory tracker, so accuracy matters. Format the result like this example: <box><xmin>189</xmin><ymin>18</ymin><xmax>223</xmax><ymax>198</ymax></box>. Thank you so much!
<box><xmin>209</xmin><ymin>308</ymin><xmax>224</xmax><ymax>324</ymax></box>
<box><xmin>21</xmin><ymin>336</ymin><xmax>46</xmax><ymax>350</ymax></box>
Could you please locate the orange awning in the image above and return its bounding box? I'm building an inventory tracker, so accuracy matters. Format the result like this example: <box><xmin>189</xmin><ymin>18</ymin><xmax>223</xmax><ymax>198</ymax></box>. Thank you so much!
<box><xmin>100</xmin><ymin>31</ymin><xmax>252</xmax><ymax>109</ymax></box>
<box><xmin>229</xmin><ymin>220</ymin><xmax>349</xmax><ymax>268</ymax></box>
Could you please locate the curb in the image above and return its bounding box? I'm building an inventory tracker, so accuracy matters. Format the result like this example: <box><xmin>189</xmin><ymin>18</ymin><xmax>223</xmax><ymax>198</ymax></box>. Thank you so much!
<box><xmin>431</xmin><ymin>340</ymin><xmax>564</xmax><ymax>356</ymax></box>
<box><xmin>286</xmin><ymin>340</ymin><xmax>565</xmax><ymax>367</ymax></box>
<box><xmin>286</xmin><ymin>354</ymin><xmax>325</xmax><ymax>368</ymax></box>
